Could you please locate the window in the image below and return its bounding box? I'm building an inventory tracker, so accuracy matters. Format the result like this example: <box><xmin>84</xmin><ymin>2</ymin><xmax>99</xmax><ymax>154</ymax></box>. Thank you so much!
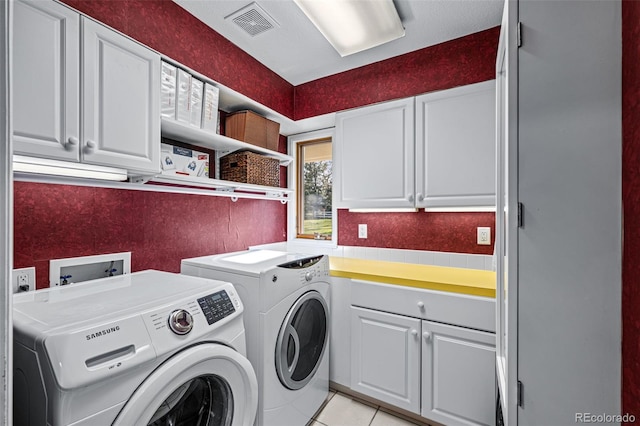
<box><xmin>296</xmin><ymin>138</ymin><xmax>332</xmax><ymax>239</ymax></box>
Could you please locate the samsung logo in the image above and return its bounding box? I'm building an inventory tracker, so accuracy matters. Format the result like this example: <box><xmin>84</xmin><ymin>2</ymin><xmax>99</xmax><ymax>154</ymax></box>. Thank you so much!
<box><xmin>86</xmin><ymin>326</ymin><xmax>120</xmax><ymax>341</ymax></box>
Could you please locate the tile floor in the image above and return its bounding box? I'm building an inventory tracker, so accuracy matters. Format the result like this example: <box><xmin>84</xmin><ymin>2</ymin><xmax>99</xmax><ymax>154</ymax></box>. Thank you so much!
<box><xmin>309</xmin><ymin>391</ymin><xmax>432</xmax><ymax>426</ymax></box>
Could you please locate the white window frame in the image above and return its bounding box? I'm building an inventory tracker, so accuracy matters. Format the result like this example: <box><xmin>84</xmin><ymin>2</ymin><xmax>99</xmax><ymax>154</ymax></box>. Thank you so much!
<box><xmin>287</xmin><ymin>129</ymin><xmax>337</xmax><ymax>247</ymax></box>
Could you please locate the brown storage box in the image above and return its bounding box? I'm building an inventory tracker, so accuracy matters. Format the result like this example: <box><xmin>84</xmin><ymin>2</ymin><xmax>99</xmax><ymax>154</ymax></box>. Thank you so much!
<box><xmin>220</xmin><ymin>151</ymin><xmax>280</xmax><ymax>187</ymax></box>
<box><xmin>224</xmin><ymin>110</ymin><xmax>280</xmax><ymax>151</ymax></box>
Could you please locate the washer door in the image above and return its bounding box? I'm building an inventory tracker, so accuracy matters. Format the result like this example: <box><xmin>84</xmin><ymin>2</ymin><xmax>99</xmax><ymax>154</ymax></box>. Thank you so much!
<box><xmin>275</xmin><ymin>290</ymin><xmax>329</xmax><ymax>390</ymax></box>
<box><xmin>113</xmin><ymin>344</ymin><xmax>257</xmax><ymax>426</ymax></box>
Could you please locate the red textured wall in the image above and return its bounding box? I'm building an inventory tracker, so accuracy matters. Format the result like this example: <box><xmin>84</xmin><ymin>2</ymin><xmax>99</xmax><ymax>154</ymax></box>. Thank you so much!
<box><xmin>320</xmin><ymin>27</ymin><xmax>500</xmax><ymax>253</ymax></box>
<box><xmin>622</xmin><ymin>0</ymin><xmax>640</xmax><ymax>415</ymax></box>
<box><xmin>60</xmin><ymin>0</ymin><xmax>294</xmax><ymax>118</ymax></box>
<box><xmin>13</xmin><ymin>181</ymin><xmax>287</xmax><ymax>289</ymax></box>
<box><xmin>337</xmin><ymin>210</ymin><xmax>494</xmax><ymax>254</ymax></box>
<box><xmin>294</xmin><ymin>27</ymin><xmax>500</xmax><ymax>120</ymax></box>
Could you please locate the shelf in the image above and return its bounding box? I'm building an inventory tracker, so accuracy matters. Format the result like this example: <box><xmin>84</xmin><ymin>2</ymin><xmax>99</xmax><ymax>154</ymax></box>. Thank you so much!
<box><xmin>15</xmin><ymin>171</ymin><xmax>292</xmax><ymax>202</ymax></box>
<box><xmin>151</xmin><ymin>174</ymin><xmax>292</xmax><ymax>199</ymax></box>
<box><xmin>161</xmin><ymin>118</ymin><xmax>293</xmax><ymax>166</ymax></box>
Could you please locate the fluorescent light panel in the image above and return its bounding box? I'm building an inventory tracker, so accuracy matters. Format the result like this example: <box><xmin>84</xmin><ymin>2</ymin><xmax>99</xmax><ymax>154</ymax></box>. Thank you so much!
<box><xmin>294</xmin><ymin>0</ymin><xmax>405</xmax><ymax>57</ymax></box>
<box><xmin>424</xmin><ymin>206</ymin><xmax>496</xmax><ymax>213</ymax></box>
<box><xmin>348</xmin><ymin>208</ymin><xmax>418</xmax><ymax>213</ymax></box>
<box><xmin>13</xmin><ymin>155</ymin><xmax>128</xmax><ymax>181</ymax></box>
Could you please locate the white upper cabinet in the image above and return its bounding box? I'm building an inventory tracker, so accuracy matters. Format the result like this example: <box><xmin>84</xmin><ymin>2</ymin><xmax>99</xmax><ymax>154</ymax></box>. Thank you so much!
<box><xmin>82</xmin><ymin>18</ymin><xmax>160</xmax><ymax>174</ymax></box>
<box><xmin>415</xmin><ymin>81</ymin><xmax>496</xmax><ymax>209</ymax></box>
<box><xmin>13</xmin><ymin>0</ymin><xmax>80</xmax><ymax>161</ymax></box>
<box><xmin>12</xmin><ymin>0</ymin><xmax>160</xmax><ymax>175</ymax></box>
<box><xmin>334</xmin><ymin>81</ymin><xmax>495</xmax><ymax>210</ymax></box>
<box><xmin>335</xmin><ymin>98</ymin><xmax>415</xmax><ymax>208</ymax></box>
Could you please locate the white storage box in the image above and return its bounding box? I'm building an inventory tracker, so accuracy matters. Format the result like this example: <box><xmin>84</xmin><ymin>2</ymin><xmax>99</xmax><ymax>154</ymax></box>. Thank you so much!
<box><xmin>190</xmin><ymin>78</ymin><xmax>203</xmax><ymax>128</ymax></box>
<box><xmin>161</xmin><ymin>61</ymin><xmax>177</xmax><ymax>119</ymax></box>
<box><xmin>160</xmin><ymin>143</ymin><xmax>209</xmax><ymax>178</ymax></box>
<box><xmin>202</xmin><ymin>83</ymin><xmax>220</xmax><ymax>133</ymax></box>
<box><xmin>176</xmin><ymin>69</ymin><xmax>203</xmax><ymax>128</ymax></box>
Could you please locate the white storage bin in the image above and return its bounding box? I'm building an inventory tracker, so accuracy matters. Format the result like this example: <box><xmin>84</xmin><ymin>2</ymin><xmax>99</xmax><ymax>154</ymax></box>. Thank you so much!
<box><xmin>160</xmin><ymin>61</ymin><xmax>177</xmax><ymax>119</ymax></box>
<box><xmin>202</xmin><ymin>82</ymin><xmax>220</xmax><ymax>133</ymax></box>
<box><xmin>176</xmin><ymin>69</ymin><xmax>203</xmax><ymax>128</ymax></box>
<box><xmin>190</xmin><ymin>77</ymin><xmax>203</xmax><ymax>128</ymax></box>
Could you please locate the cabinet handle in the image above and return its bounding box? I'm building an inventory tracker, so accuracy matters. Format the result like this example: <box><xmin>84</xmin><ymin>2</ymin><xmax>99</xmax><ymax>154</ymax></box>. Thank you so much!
<box><xmin>408</xmin><ymin>194</ymin><xmax>414</xmax><ymax>202</ymax></box>
<box><xmin>411</xmin><ymin>329</ymin><xmax>418</xmax><ymax>337</ymax></box>
<box><xmin>417</xmin><ymin>301</ymin><xmax>425</xmax><ymax>310</ymax></box>
<box><xmin>417</xmin><ymin>193</ymin><xmax>424</xmax><ymax>202</ymax></box>
<box><xmin>423</xmin><ymin>331</ymin><xmax>431</xmax><ymax>341</ymax></box>
<box><xmin>65</xmin><ymin>137</ymin><xmax>78</xmax><ymax>149</ymax></box>
<box><xmin>85</xmin><ymin>140</ymin><xmax>97</xmax><ymax>152</ymax></box>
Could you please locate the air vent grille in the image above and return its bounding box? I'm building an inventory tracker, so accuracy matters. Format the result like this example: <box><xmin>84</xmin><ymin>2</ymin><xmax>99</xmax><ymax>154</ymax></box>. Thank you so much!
<box><xmin>226</xmin><ymin>2</ymin><xmax>279</xmax><ymax>37</ymax></box>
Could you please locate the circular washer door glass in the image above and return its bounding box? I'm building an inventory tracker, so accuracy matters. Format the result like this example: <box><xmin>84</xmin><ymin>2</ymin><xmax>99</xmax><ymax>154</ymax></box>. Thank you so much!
<box><xmin>276</xmin><ymin>291</ymin><xmax>328</xmax><ymax>390</ymax></box>
<box><xmin>148</xmin><ymin>374</ymin><xmax>232</xmax><ymax>426</ymax></box>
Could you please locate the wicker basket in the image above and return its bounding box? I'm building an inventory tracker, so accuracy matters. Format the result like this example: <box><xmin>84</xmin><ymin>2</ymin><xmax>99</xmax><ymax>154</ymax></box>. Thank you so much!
<box><xmin>220</xmin><ymin>151</ymin><xmax>280</xmax><ymax>187</ymax></box>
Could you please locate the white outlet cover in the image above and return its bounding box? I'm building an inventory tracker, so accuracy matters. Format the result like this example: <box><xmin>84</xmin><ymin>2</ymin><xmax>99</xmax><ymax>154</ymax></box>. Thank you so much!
<box><xmin>477</xmin><ymin>227</ymin><xmax>491</xmax><ymax>245</ymax></box>
<box><xmin>12</xmin><ymin>267</ymin><xmax>36</xmax><ymax>293</ymax></box>
<box><xmin>358</xmin><ymin>224</ymin><xmax>368</xmax><ymax>239</ymax></box>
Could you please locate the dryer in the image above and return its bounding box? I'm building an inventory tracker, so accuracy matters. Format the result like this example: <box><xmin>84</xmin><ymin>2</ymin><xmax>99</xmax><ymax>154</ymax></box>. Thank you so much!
<box><xmin>182</xmin><ymin>250</ymin><xmax>330</xmax><ymax>426</ymax></box>
<box><xmin>13</xmin><ymin>270</ymin><xmax>258</xmax><ymax>426</ymax></box>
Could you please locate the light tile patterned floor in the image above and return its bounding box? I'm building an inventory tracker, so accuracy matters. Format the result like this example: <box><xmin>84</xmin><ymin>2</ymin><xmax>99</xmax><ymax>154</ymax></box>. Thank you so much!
<box><xmin>310</xmin><ymin>391</ymin><xmax>430</xmax><ymax>426</ymax></box>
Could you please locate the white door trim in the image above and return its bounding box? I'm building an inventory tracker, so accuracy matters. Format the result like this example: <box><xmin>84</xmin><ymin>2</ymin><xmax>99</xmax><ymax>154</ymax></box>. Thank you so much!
<box><xmin>1</xmin><ymin>0</ymin><xmax>14</xmax><ymax>424</ymax></box>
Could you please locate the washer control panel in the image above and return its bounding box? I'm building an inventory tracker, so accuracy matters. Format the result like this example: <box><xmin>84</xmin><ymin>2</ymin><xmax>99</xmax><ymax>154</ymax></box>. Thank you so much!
<box><xmin>197</xmin><ymin>289</ymin><xmax>236</xmax><ymax>325</ymax></box>
<box><xmin>275</xmin><ymin>255</ymin><xmax>330</xmax><ymax>285</ymax></box>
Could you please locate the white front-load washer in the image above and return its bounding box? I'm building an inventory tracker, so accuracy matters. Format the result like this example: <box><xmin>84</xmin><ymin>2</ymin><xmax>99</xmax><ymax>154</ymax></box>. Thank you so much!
<box><xmin>13</xmin><ymin>270</ymin><xmax>258</xmax><ymax>426</ymax></box>
<box><xmin>181</xmin><ymin>250</ymin><xmax>330</xmax><ymax>426</ymax></box>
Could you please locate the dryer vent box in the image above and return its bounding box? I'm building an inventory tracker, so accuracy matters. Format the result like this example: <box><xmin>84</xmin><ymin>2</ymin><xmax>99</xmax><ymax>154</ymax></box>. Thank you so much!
<box><xmin>49</xmin><ymin>252</ymin><xmax>131</xmax><ymax>287</ymax></box>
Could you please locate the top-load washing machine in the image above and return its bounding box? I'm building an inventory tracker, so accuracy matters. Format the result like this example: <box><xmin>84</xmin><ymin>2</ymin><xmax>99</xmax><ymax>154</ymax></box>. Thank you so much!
<box><xmin>181</xmin><ymin>250</ymin><xmax>330</xmax><ymax>426</ymax></box>
<box><xmin>13</xmin><ymin>270</ymin><xmax>258</xmax><ymax>426</ymax></box>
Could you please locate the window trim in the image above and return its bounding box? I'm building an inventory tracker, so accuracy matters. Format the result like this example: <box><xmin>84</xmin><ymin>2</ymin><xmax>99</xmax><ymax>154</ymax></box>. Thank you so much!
<box><xmin>287</xmin><ymin>129</ymin><xmax>337</xmax><ymax>246</ymax></box>
<box><xmin>296</xmin><ymin>138</ymin><xmax>332</xmax><ymax>239</ymax></box>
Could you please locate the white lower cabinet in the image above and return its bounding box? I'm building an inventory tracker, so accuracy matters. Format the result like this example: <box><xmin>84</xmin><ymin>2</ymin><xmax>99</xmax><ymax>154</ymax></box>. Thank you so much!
<box><xmin>349</xmin><ymin>279</ymin><xmax>496</xmax><ymax>425</ymax></box>
<box><xmin>421</xmin><ymin>320</ymin><xmax>496</xmax><ymax>426</ymax></box>
<box><xmin>350</xmin><ymin>306</ymin><xmax>421</xmax><ymax>413</ymax></box>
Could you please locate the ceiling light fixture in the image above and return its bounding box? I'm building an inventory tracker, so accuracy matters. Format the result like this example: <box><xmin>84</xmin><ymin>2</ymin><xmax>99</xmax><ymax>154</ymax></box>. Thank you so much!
<box><xmin>293</xmin><ymin>0</ymin><xmax>405</xmax><ymax>57</ymax></box>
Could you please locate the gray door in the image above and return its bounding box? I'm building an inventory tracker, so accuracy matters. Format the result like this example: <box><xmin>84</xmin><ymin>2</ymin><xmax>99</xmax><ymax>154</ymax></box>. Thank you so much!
<box><xmin>147</xmin><ymin>374</ymin><xmax>233</xmax><ymax>426</ymax></box>
<box><xmin>275</xmin><ymin>291</ymin><xmax>328</xmax><ymax>390</ymax></box>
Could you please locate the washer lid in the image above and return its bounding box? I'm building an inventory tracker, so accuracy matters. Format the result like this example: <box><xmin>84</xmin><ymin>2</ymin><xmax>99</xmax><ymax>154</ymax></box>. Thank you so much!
<box><xmin>182</xmin><ymin>250</ymin><xmax>311</xmax><ymax>277</ymax></box>
<box><xmin>13</xmin><ymin>271</ymin><xmax>246</xmax><ymax>391</ymax></box>
<box><xmin>13</xmin><ymin>270</ymin><xmax>230</xmax><ymax>331</ymax></box>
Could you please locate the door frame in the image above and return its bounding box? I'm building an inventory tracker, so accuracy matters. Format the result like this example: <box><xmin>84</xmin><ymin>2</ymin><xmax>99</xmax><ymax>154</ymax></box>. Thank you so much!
<box><xmin>1</xmin><ymin>0</ymin><xmax>13</xmax><ymax>423</ymax></box>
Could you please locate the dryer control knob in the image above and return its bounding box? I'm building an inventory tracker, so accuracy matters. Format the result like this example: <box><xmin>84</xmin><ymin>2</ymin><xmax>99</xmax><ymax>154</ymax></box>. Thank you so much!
<box><xmin>168</xmin><ymin>309</ymin><xmax>193</xmax><ymax>335</ymax></box>
<box><xmin>305</xmin><ymin>271</ymin><xmax>313</xmax><ymax>282</ymax></box>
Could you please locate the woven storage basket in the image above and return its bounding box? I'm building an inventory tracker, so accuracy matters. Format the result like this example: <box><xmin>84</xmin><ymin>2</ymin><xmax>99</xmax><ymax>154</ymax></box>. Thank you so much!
<box><xmin>220</xmin><ymin>151</ymin><xmax>280</xmax><ymax>187</ymax></box>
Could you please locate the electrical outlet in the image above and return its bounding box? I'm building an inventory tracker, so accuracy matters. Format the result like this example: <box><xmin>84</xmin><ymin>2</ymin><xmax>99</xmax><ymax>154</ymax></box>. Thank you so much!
<box><xmin>12</xmin><ymin>267</ymin><xmax>36</xmax><ymax>294</ymax></box>
<box><xmin>477</xmin><ymin>227</ymin><xmax>491</xmax><ymax>245</ymax></box>
<box><xmin>358</xmin><ymin>224</ymin><xmax>368</xmax><ymax>239</ymax></box>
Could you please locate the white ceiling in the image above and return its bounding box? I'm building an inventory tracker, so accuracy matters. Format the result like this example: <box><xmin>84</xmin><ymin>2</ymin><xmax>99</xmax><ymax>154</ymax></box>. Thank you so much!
<box><xmin>173</xmin><ymin>0</ymin><xmax>504</xmax><ymax>86</ymax></box>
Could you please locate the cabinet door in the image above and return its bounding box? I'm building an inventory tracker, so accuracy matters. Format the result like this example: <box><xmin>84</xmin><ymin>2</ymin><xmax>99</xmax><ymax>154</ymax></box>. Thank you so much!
<box><xmin>421</xmin><ymin>320</ymin><xmax>496</xmax><ymax>426</ymax></box>
<box><xmin>335</xmin><ymin>98</ymin><xmax>415</xmax><ymax>208</ymax></box>
<box><xmin>350</xmin><ymin>306</ymin><xmax>420</xmax><ymax>413</ymax></box>
<box><xmin>82</xmin><ymin>18</ymin><xmax>160</xmax><ymax>174</ymax></box>
<box><xmin>415</xmin><ymin>81</ymin><xmax>496</xmax><ymax>209</ymax></box>
<box><xmin>13</xmin><ymin>0</ymin><xmax>80</xmax><ymax>161</ymax></box>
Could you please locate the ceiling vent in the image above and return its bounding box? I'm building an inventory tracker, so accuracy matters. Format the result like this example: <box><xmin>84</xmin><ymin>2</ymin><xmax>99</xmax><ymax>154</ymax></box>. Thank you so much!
<box><xmin>225</xmin><ymin>2</ymin><xmax>279</xmax><ymax>37</ymax></box>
